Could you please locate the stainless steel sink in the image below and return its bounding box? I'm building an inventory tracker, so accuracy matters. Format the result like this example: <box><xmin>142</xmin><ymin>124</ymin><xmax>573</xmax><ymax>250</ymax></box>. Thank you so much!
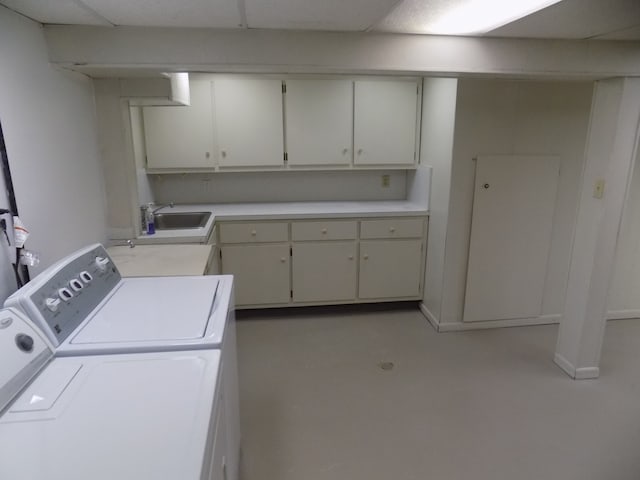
<box><xmin>154</xmin><ymin>212</ymin><xmax>211</xmax><ymax>230</ymax></box>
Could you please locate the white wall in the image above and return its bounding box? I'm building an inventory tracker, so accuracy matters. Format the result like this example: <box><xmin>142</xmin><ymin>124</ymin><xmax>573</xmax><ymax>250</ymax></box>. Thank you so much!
<box><xmin>437</xmin><ymin>79</ymin><xmax>593</xmax><ymax>326</ymax></box>
<box><xmin>608</xmin><ymin>143</ymin><xmax>640</xmax><ymax>318</ymax></box>
<box><xmin>150</xmin><ymin>170</ymin><xmax>407</xmax><ymax>204</ymax></box>
<box><xmin>0</xmin><ymin>6</ymin><xmax>108</xmax><ymax>273</ymax></box>
<box><xmin>414</xmin><ymin>78</ymin><xmax>458</xmax><ymax>322</ymax></box>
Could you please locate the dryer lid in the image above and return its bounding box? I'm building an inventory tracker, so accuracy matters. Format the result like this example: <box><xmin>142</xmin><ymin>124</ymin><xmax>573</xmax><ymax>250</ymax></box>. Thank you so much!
<box><xmin>70</xmin><ymin>277</ymin><xmax>219</xmax><ymax>345</ymax></box>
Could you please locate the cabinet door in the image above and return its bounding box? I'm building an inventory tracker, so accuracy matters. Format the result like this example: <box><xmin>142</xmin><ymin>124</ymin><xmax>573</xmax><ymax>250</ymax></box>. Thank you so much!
<box><xmin>359</xmin><ymin>239</ymin><xmax>422</xmax><ymax>299</ymax></box>
<box><xmin>143</xmin><ymin>80</ymin><xmax>214</xmax><ymax>169</ymax></box>
<box><xmin>221</xmin><ymin>244</ymin><xmax>290</xmax><ymax>305</ymax></box>
<box><xmin>354</xmin><ymin>80</ymin><xmax>419</xmax><ymax>166</ymax></box>
<box><xmin>213</xmin><ymin>78</ymin><xmax>284</xmax><ymax>167</ymax></box>
<box><xmin>285</xmin><ymin>79</ymin><xmax>353</xmax><ymax>166</ymax></box>
<box><xmin>292</xmin><ymin>242</ymin><xmax>357</xmax><ymax>303</ymax></box>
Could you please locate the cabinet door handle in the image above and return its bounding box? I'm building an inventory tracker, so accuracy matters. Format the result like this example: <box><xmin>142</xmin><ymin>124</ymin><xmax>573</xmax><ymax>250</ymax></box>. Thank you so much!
<box><xmin>357</xmin><ymin>148</ymin><xmax>363</xmax><ymax>155</ymax></box>
<box><xmin>342</xmin><ymin>148</ymin><xmax>349</xmax><ymax>155</ymax></box>
<box><xmin>251</xmin><ymin>230</ymin><xmax>257</xmax><ymax>236</ymax></box>
<box><xmin>363</xmin><ymin>254</ymin><xmax>369</xmax><ymax>260</ymax></box>
<box><xmin>205</xmin><ymin>151</ymin><xmax>210</xmax><ymax>159</ymax></box>
<box><xmin>321</xmin><ymin>228</ymin><xmax>327</xmax><ymax>234</ymax></box>
<box><xmin>389</xmin><ymin>227</ymin><xmax>395</xmax><ymax>233</ymax></box>
<box><xmin>280</xmin><ymin>257</ymin><xmax>286</xmax><ymax>263</ymax></box>
<box><xmin>221</xmin><ymin>150</ymin><xmax>227</xmax><ymax>158</ymax></box>
<box><xmin>348</xmin><ymin>255</ymin><xmax>354</xmax><ymax>260</ymax></box>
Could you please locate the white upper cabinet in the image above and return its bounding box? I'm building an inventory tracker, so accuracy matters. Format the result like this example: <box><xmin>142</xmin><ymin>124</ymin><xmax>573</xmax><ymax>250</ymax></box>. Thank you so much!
<box><xmin>354</xmin><ymin>79</ymin><xmax>420</xmax><ymax>166</ymax></box>
<box><xmin>213</xmin><ymin>77</ymin><xmax>284</xmax><ymax>168</ymax></box>
<box><xmin>285</xmin><ymin>79</ymin><xmax>353</xmax><ymax>166</ymax></box>
<box><xmin>143</xmin><ymin>80</ymin><xmax>214</xmax><ymax>170</ymax></box>
<box><xmin>141</xmin><ymin>75</ymin><xmax>422</xmax><ymax>172</ymax></box>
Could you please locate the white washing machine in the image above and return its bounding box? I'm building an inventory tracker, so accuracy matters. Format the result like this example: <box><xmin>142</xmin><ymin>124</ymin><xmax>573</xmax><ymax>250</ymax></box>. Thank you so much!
<box><xmin>0</xmin><ymin>308</ymin><xmax>227</xmax><ymax>480</ymax></box>
<box><xmin>4</xmin><ymin>244</ymin><xmax>240</xmax><ymax>480</ymax></box>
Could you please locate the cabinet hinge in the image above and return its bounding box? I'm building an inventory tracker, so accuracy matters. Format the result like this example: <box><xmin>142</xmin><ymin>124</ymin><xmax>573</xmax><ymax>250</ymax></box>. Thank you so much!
<box><xmin>282</xmin><ymin>83</ymin><xmax>287</xmax><ymax>94</ymax></box>
<box><xmin>290</xmin><ymin>246</ymin><xmax>293</xmax><ymax>256</ymax></box>
<box><xmin>284</xmin><ymin>152</ymin><xmax>288</xmax><ymax>162</ymax></box>
<box><xmin>219</xmin><ymin>249</ymin><xmax>222</xmax><ymax>259</ymax></box>
<box><xmin>290</xmin><ymin>289</ymin><xmax>293</xmax><ymax>299</ymax></box>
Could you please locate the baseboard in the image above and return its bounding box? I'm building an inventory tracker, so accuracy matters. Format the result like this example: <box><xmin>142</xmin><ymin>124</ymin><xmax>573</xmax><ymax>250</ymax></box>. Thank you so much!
<box><xmin>418</xmin><ymin>303</ymin><xmax>441</xmax><ymax>332</ymax></box>
<box><xmin>606</xmin><ymin>309</ymin><xmax>640</xmax><ymax>320</ymax></box>
<box><xmin>418</xmin><ymin>304</ymin><xmax>561</xmax><ymax>332</ymax></box>
<box><xmin>554</xmin><ymin>353</ymin><xmax>599</xmax><ymax>379</ymax></box>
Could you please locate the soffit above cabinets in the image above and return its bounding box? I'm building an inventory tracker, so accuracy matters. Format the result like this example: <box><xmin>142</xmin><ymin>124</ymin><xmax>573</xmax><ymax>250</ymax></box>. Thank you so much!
<box><xmin>1</xmin><ymin>0</ymin><xmax>639</xmax><ymax>40</ymax></box>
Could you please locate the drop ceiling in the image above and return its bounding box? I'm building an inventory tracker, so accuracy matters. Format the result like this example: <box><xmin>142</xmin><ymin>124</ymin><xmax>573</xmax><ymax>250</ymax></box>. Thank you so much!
<box><xmin>1</xmin><ymin>0</ymin><xmax>639</xmax><ymax>40</ymax></box>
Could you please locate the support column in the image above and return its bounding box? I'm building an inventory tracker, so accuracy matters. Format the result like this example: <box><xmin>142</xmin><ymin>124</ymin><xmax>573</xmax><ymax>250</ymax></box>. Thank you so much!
<box><xmin>555</xmin><ymin>78</ymin><xmax>640</xmax><ymax>379</ymax></box>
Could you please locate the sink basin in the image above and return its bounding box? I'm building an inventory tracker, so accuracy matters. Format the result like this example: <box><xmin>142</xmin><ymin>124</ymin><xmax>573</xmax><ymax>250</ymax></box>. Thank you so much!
<box><xmin>154</xmin><ymin>212</ymin><xmax>211</xmax><ymax>230</ymax></box>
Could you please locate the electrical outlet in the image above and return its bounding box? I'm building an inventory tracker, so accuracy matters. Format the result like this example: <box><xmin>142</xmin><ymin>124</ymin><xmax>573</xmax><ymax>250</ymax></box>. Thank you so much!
<box><xmin>593</xmin><ymin>179</ymin><xmax>605</xmax><ymax>199</ymax></box>
<box><xmin>381</xmin><ymin>174</ymin><xmax>390</xmax><ymax>188</ymax></box>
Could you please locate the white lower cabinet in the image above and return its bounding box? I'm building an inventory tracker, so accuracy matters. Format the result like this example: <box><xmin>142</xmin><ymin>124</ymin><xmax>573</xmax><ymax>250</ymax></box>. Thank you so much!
<box><xmin>218</xmin><ymin>216</ymin><xmax>427</xmax><ymax>307</ymax></box>
<box><xmin>292</xmin><ymin>242</ymin><xmax>357</xmax><ymax>303</ymax></box>
<box><xmin>359</xmin><ymin>239</ymin><xmax>423</xmax><ymax>299</ymax></box>
<box><xmin>220</xmin><ymin>244</ymin><xmax>290</xmax><ymax>305</ymax></box>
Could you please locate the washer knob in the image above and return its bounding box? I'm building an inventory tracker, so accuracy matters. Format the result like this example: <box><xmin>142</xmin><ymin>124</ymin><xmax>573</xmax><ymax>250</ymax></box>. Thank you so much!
<box><xmin>58</xmin><ymin>288</ymin><xmax>73</xmax><ymax>302</ymax></box>
<box><xmin>45</xmin><ymin>297</ymin><xmax>61</xmax><ymax>312</ymax></box>
<box><xmin>94</xmin><ymin>256</ymin><xmax>110</xmax><ymax>272</ymax></box>
<box><xmin>15</xmin><ymin>334</ymin><xmax>34</xmax><ymax>353</ymax></box>
<box><xmin>69</xmin><ymin>278</ymin><xmax>84</xmax><ymax>292</ymax></box>
<box><xmin>80</xmin><ymin>271</ymin><xmax>93</xmax><ymax>283</ymax></box>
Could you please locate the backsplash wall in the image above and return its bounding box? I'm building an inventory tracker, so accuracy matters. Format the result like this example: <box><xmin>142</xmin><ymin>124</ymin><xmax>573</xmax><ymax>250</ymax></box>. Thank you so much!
<box><xmin>150</xmin><ymin>170</ymin><xmax>407</xmax><ymax>204</ymax></box>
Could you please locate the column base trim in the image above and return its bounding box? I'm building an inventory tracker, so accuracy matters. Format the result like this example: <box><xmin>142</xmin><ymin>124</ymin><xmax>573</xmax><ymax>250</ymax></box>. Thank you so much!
<box><xmin>554</xmin><ymin>353</ymin><xmax>600</xmax><ymax>379</ymax></box>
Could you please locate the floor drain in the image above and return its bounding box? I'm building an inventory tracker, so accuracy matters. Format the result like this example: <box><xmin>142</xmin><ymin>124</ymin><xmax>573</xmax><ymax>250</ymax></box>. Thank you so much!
<box><xmin>379</xmin><ymin>361</ymin><xmax>394</xmax><ymax>371</ymax></box>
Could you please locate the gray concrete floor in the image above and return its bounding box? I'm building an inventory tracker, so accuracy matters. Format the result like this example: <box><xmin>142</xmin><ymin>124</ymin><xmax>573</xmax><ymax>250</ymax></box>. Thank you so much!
<box><xmin>236</xmin><ymin>305</ymin><xmax>640</xmax><ymax>480</ymax></box>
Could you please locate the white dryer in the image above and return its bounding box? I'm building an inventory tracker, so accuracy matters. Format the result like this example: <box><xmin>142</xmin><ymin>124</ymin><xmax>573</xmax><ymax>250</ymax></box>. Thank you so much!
<box><xmin>4</xmin><ymin>243</ymin><xmax>240</xmax><ymax>480</ymax></box>
<box><xmin>0</xmin><ymin>308</ymin><xmax>227</xmax><ymax>480</ymax></box>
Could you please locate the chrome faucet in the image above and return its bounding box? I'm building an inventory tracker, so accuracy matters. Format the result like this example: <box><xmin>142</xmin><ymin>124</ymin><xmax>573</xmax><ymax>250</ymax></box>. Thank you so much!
<box><xmin>151</xmin><ymin>202</ymin><xmax>175</xmax><ymax>215</ymax></box>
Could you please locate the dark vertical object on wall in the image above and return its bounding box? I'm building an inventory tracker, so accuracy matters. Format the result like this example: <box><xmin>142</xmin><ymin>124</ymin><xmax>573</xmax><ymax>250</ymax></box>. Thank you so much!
<box><xmin>0</xmin><ymin>120</ymin><xmax>30</xmax><ymax>284</ymax></box>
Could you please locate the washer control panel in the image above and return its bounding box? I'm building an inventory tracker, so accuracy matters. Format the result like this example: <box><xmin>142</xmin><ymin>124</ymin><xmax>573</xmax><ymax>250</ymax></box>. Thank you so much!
<box><xmin>18</xmin><ymin>245</ymin><xmax>121</xmax><ymax>345</ymax></box>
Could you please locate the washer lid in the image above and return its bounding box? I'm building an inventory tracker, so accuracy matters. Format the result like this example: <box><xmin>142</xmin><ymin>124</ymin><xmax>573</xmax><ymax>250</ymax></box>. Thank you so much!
<box><xmin>70</xmin><ymin>277</ymin><xmax>219</xmax><ymax>344</ymax></box>
<box><xmin>0</xmin><ymin>350</ymin><xmax>221</xmax><ymax>480</ymax></box>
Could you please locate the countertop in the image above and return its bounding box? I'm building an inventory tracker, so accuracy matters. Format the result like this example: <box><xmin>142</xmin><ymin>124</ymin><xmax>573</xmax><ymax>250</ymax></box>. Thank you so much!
<box><xmin>135</xmin><ymin>200</ymin><xmax>429</xmax><ymax>244</ymax></box>
<box><xmin>107</xmin><ymin>244</ymin><xmax>213</xmax><ymax>276</ymax></box>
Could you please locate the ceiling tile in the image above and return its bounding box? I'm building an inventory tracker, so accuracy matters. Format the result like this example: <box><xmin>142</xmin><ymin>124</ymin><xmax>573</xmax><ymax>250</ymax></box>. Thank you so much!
<box><xmin>487</xmin><ymin>0</ymin><xmax>640</xmax><ymax>39</ymax></box>
<box><xmin>80</xmin><ymin>0</ymin><xmax>243</xmax><ymax>28</ymax></box>
<box><xmin>0</xmin><ymin>0</ymin><xmax>112</xmax><ymax>25</ymax></box>
<box><xmin>244</xmin><ymin>0</ymin><xmax>399</xmax><ymax>31</ymax></box>
<box><xmin>373</xmin><ymin>0</ymin><xmax>470</xmax><ymax>34</ymax></box>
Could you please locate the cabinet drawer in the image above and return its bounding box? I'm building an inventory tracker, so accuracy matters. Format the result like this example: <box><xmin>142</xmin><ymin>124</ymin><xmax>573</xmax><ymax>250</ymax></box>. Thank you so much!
<box><xmin>219</xmin><ymin>222</ymin><xmax>289</xmax><ymax>243</ymax></box>
<box><xmin>291</xmin><ymin>220</ymin><xmax>357</xmax><ymax>241</ymax></box>
<box><xmin>360</xmin><ymin>218</ymin><xmax>424</xmax><ymax>239</ymax></box>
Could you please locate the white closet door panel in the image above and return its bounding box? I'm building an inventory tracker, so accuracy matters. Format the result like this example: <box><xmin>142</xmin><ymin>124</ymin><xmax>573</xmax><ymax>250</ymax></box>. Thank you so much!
<box><xmin>464</xmin><ymin>155</ymin><xmax>560</xmax><ymax>322</ymax></box>
<box><xmin>354</xmin><ymin>80</ymin><xmax>418</xmax><ymax>166</ymax></box>
<box><xmin>143</xmin><ymin>80</ymin><xmax>214</xmax><ymax>169</ymax></box>
<box><xmin>285</xmin><ymin>79</ymin><xmax>352</xmax><ymax>166</ymax></box>
<box><xmin>214</xmin><ymin>78</ymin><xmax>284</xmax><ymax>167</ymax></box>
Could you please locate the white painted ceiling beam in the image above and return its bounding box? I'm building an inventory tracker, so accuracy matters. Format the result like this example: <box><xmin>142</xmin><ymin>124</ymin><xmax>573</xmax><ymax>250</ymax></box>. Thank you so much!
<box><xmin>44</xmin><ymin>26</ymin><xmax>640</xmax><ymax>79</ymax></box>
